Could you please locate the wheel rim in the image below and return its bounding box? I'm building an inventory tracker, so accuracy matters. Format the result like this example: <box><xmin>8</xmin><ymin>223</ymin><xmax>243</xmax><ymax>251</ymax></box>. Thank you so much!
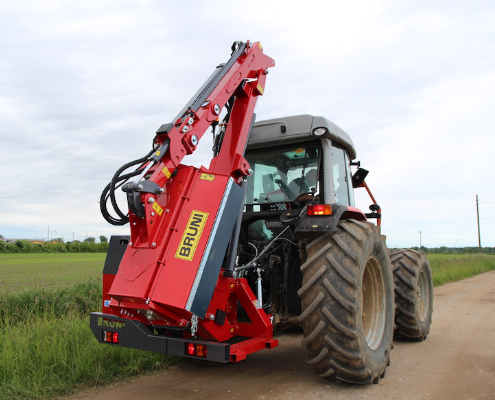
<box><xmin>417</xmin><ymin>269</ymin><xmax>429</xmax><ymax>322</ymax></box>
<box><xmin>361</xmin><ymin>256</ymin><xmax>386</xmax><ymax>350</ymax></box>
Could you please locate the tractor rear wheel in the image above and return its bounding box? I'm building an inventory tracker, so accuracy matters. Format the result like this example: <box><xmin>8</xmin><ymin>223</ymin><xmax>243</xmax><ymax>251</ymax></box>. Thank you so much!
<box><xmin>297</xmin><ymin>220</ymin><xmax>394</xmax><ymax>384</ymax></box>
<box><xmin>391</xmin><ymin>249</ymin><xmax>433</xmax><ymax>341</ymax></box>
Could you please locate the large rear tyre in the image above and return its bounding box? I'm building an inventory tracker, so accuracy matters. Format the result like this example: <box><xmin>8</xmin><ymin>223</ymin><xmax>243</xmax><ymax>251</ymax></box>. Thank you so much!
<box><xmin>391</xmin><ymin>249</ymin><xmax>433</xmax><ymax>341</ymax></box>
<box><xmin>297</xmin><ymin>220</ymin><xmax>394</xmax><ymax>384</ymax></box>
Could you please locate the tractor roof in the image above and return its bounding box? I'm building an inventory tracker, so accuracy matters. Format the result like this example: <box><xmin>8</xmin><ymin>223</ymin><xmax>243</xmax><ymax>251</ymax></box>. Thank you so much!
<box><xmin>248</xmin><ymin>114</ymin><xmax>356</xmax><ymax>159</ymax></box>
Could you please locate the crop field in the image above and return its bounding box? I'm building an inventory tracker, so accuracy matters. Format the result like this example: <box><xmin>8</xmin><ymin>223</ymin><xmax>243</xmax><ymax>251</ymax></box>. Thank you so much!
<box><xmin>0</xmin><ymin>253</ymin><xmax>105</xmax><ymax>293</ymax></box>
<box><xmin>1</xmin><ymin>252</ymin><xmax>495</xmax><ymax>399</ymax></box>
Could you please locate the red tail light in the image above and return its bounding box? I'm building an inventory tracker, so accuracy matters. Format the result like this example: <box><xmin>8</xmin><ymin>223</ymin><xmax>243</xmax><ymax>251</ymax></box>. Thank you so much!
<box><xmin>102</xmin><ymin>331</ymin><xmax>119</xmax><ymax>344</ymax></box>
<box><xmin>186</xmin><ymin>343</ymin><xmax>195</xmax><ymax>355</ymax></box>
<box><xmin>307</xmin><ymin>204</ymin><xmax>332</xmax><ymax>216</ymax></box>
<box><xmin>185</xmin><ymin>342</ymin><xmax>208</xmax><ymax>358</ymax></box>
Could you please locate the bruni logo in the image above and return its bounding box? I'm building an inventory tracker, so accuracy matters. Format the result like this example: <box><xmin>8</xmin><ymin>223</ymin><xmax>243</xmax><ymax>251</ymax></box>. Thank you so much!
<box><xmin>98</xmin><ymin>317</ymin><xmax>125</xmax><ymax>329</ymax></box>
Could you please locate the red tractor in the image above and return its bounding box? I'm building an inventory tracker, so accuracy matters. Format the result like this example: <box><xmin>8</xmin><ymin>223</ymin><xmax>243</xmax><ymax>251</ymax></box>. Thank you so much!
<box><xmin>92</xmin><ymin>41</ymin><xmax>433</xmax><ymax>384</ymax></box>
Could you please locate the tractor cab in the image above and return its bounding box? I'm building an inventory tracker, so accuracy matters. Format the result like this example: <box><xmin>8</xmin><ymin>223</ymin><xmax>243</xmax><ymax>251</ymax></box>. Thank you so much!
<box><xmin>242</xmin><ymin>114</ymin><xmax>360</xmax><ymax>243</ymax></box>
<box><xmin>245</xmin><ymin>114</ymin><xmax>357</xmax><ymax>213</ymax></box>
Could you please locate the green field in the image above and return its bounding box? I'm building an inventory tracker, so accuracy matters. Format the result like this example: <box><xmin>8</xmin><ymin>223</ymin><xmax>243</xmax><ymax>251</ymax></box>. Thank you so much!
<box><xmin>0</xmin><ymin>253</ymin><xmax>105</xmax><ymax>293</ymax></box>
<box><xmin>1</xmin><ymin>252</ymin><xmax>495</xmax><ymax>399</ymax></box>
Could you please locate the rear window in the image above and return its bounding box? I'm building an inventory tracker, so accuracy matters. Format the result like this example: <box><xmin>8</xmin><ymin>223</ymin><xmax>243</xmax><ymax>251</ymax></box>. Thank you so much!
<box><xmin>245</xmin><ymin>143</ymin><xmax>320</xmax><ymax>206</ymax></box>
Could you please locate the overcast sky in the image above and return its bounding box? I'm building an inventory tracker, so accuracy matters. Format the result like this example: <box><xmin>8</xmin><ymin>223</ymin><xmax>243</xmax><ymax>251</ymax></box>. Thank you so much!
<box><xmin>1</xmin><ymin>0</ymin><xmax>494</xmax><ymax>248</ymax></box>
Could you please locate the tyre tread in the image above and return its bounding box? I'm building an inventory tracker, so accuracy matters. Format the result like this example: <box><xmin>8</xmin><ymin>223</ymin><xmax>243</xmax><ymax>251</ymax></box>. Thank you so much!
<box><xmin>298</xmin><ymin>292</ymin><xmax>324</xmax><ymax>322</ymax></box>
<box><xmin>391</xmin><ymin>249</ymin><xmax>433</xmax><ymax>341</ymax></box>
<box><xmin>322</xmin><ymin>306</ymin><xmax>358</xmax><ymax>339</ymax></box>
<box><xmin>326</xmin><ymin>253</ymin><xmax>357</xmax><ymax>287</ymax></box>
<box><xmin>323</xmin><ymin>278</ymin><xmax>356</xmax><ymax>312</ymax></box>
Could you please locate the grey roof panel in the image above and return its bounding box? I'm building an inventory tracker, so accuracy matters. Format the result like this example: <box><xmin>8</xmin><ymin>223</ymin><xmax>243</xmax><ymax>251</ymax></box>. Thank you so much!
<box><xmin>249</xmin><ymin>114</ymin><xmax>356</xmax><ymax>159</ymax></box>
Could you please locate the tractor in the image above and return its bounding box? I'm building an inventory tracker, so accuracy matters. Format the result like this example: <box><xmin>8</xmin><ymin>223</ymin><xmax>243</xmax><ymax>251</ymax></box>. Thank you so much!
<box><xmin>92</xmin><ymin>41</ymin><xmax>433</xmax><ymax>384</ymax></box>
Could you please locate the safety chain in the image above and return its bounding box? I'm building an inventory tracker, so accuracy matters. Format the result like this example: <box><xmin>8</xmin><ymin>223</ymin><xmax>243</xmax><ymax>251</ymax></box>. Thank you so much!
<box><xmin>190</xmin><ymin>314</ymin><xmax>198</xmax><ymax>337</ymax></box>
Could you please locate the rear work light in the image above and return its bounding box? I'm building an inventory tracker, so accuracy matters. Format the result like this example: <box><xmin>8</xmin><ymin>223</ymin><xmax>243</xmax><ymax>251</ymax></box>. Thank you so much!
<box><xmin>307</xmin><ymin>204</ymin><xmax>333</xmax><ymax>216</ymax></box>
<box><xmin>313</xmin><ymin>127</ymin><xmax>328</xmax><ymax>136</ymax></box>
<box><xmin>186</xmin><ymin>342</ymin><xmax>208</xmax><ymax>358</ymax></box>
<box><xmin>102</xmin><ymin>331</ymin><xmax>119</xmax><ymax>344</ymax></box>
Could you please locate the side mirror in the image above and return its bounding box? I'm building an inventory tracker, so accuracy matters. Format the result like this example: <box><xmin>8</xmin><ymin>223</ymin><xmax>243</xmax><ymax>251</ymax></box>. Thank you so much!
<box><xmin>352</xmin><ymin>168</ymin><xmax>369</xmax><ymax>188</ymax></box>
<box><xmin>365</xmin><ymin>204</ymin><xmax>381</xmax><ymax>219</ymax></box>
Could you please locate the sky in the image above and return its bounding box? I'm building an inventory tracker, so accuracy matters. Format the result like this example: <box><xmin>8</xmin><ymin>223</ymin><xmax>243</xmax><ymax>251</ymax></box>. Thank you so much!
<box><xmin>1</xmin><ymin>0</ymin><xmax>494</xmax><ymax>248</ymax></box>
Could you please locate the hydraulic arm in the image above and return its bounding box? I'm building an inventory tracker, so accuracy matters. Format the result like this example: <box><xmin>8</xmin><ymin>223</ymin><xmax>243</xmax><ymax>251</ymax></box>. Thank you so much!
<box><xmin>92</xmin><ymin>41</ymin><xmax>277</xmax><ymax>362</ymax></box>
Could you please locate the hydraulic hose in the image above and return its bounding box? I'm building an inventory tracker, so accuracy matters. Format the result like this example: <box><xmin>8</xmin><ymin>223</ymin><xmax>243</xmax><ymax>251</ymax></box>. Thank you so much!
<box><xmin>100</xmin><ymin>148</ymin><xmax>155</xmax><ymax>226</ymax></box>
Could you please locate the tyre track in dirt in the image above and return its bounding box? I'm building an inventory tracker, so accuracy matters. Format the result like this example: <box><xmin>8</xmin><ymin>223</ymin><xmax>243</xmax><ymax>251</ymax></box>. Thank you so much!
<box><xmin>71</xmin><ymin>270</ymin><xmax>495</xmax><ymax>400</ymax></box>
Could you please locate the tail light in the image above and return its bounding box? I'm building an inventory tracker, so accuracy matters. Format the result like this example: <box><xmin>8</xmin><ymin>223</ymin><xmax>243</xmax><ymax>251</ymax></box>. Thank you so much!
<box><xmin>307</xmin><ymin>204</ymin><xmax>332</xmax><ymax>216</ymax></box>
<box><xmin>186</xmin><ymin>342</ymin><xmax>208</xmax><ymax>358</ymax></box>
<box><xmin>102</xmin><ymin>331</ymin><xmax>119</xmax><ymax>344</ymax></box>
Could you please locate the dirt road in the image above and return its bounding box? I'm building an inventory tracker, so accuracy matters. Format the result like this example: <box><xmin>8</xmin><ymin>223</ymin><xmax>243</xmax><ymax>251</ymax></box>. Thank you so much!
<box><xmin>74</xmin><ymin>271</ymin><xmax>495</xmax><ymax>400</ymax></box>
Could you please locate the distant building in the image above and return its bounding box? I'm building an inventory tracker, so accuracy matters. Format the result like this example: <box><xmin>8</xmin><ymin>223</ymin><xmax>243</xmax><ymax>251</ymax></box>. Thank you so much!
<box><xmin>2</xmin><ymin>238</ymin><xmax>46</xmax><ymax>244</ymax></box>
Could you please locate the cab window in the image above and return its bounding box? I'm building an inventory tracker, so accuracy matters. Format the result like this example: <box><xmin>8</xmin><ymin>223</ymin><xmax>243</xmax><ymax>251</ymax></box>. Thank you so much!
<box><xmin>245</xmin><ymin>144</ymin><xmax>320</xmax><ymax>206</ymax></box>
<box><xmin>332</xmin><ymin>146</ymin><xmax>350</xmax><ymax>206</ymax></box>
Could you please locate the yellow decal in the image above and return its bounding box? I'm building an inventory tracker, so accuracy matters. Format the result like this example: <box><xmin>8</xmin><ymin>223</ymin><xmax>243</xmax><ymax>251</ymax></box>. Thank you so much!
<box><xmin>152</xmin><ymin>202</ymin><xmax>164</xmax><ymax>216</ymax></box>
<box><xmin>175</xmin><ymin>210</ymin><xmax>209</xmax><ymax>261</ymax></box>
<box><xmin>155</xmin><ymin>150</ymin><xmax>161</xmax><ymax>157</ymax></box>
<box><xmin>97</xmin><ymin>317</ymin><xmax>125</xmax><ymax>329</ymax></box>
<box><xmin>258</xmin><ymin>42</ymin><xmax>263</xmax><ymax>50</ymax></box>
<box><xmin>257</xmin><ymin>84</ymin><xmax>264</xmax><ymax>95</ymax></box>
<box><xmin>200</xmin><ymin>173</ymin><xmax>215</xmax><ymax>182</ymax></box>
<box><xmin>162</xmin><ymin>166</ymin><xmax>171</xmax><ymax>179</ymax></box>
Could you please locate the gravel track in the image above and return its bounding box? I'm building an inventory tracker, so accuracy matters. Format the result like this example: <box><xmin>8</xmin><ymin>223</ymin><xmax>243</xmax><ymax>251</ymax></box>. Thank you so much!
<box><xmin>71</xmin><ymin>270</ymin><xmax>495</xmax><ymax>400</ymax></box>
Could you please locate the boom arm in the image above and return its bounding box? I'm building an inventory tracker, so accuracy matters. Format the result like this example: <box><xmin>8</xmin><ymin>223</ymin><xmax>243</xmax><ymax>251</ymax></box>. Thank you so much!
<box><xmin>122</xmin><ymin>41</ymin><xmax>274</xmax><ymax>247</ymax></box>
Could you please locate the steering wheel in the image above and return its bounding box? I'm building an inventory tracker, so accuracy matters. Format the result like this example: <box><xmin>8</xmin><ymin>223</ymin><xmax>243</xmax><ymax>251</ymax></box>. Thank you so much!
<box><xmin>275</xmin><ymin>179</ymin><xmax>296</xmax><ymax>199</ymax></box>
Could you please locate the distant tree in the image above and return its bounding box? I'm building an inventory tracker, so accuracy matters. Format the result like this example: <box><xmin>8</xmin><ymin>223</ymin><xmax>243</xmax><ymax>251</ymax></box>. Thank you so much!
<box><xmin>0</xmin><ymin>234</ymin><xmax>4</xmax><ymax>240</ymax></box>
<box><xmin>99</xmin><ymin>235</ymin><xmax>108</xmax><ymax>243</ymax></box>
<box><xmin>51</xmin><ymin>237</ymin><xmax>65</xmax><ymax>243</ymax></box>
<box><xmin>84</xmin><ymin>237</ymin><xmax>96</xmax><ymax>243</ymax></box>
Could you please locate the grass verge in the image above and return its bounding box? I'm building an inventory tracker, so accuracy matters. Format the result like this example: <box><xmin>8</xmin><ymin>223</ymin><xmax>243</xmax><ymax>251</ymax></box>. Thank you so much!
<box><xmin>428</xmin><ymin>253</ymin><xmax>495</xmax><ymax>286</ymax></box>
<box><xmin>0</xmin><ymin>280</ymin><xmax>177</xmax><ymax>400</ymax></box>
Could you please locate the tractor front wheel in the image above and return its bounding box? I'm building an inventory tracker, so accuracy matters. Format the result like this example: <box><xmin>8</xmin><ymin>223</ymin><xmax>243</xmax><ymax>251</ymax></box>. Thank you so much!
<box><xmin>298</xmin><ymin>220</ymin><xmax>394</xmax><ymax>384</ymax></box>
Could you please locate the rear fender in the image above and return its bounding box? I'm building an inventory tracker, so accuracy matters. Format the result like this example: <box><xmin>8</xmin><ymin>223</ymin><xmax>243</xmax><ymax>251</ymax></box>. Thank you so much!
<box><xmin>103</xmin><ymin>235</ymin><xmax>130</xmax><ymax>312</ymax></box>
<box><xmin>341</xmin><ymin>206</ymin><xmax>367</xmax><ymax>222</ymax></box>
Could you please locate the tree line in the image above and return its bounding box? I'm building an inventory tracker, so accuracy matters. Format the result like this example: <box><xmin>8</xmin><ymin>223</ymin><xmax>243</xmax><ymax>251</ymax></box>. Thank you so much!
<box><xmin>1</xmin><ymin>234</ymin><xmax>493</xmax><ymax>255</ymax></box>
<box><xmin>0</xmin><ymin>236</ymin><xmax>109</xmax><ymax>253</ymax></box>
<box><xmin>392</xmin><ymin>246</ymin><xmax>495</xmax><ymax>254</ymax></box>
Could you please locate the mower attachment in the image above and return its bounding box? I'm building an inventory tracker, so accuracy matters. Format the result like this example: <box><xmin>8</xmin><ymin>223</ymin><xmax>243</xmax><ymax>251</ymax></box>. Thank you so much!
<box><xmin>94</xmin><ymin>41</ymin><xmax>278</xmax><ymax>363</ymax></box>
